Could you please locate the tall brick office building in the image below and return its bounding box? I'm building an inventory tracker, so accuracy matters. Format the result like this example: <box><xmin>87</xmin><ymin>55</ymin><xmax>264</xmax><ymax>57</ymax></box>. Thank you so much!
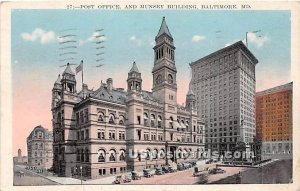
<box><xmin>255</xmin><ymin>82</ymin><xmax>293</xmax><ymax>158</ymax></box>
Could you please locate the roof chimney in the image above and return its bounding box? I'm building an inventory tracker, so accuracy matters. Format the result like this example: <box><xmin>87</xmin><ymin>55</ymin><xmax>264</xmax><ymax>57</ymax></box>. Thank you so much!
<box><xmin>107</xmin><ymin>78</ymin><xmax>113</xmax><ymax>91</ymax></box>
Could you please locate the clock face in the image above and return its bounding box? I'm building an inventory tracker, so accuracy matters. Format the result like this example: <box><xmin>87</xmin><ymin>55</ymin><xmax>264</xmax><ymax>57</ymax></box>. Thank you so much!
<box><xmin>156</xmin><ymin>74</ymin><xmax>162</xmax><ymax>84</ymax></box>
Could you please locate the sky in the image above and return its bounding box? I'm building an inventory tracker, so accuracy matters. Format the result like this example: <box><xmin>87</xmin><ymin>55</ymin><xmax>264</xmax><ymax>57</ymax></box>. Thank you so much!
<box><xmin>11</xmin><ymin>10</ymin><xmax>291</xmax><ymax>156</ymax></box>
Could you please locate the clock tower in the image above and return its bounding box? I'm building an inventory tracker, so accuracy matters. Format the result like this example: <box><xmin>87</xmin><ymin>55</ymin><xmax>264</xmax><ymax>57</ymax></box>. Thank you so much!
<box><xmin>152</xmin><ymin>17</ymin><xmax>177</xmax><ymax>105</ymax></box>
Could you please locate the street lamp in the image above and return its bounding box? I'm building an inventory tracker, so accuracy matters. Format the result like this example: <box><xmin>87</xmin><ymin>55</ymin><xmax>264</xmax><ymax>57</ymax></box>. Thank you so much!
<box><xmin>80</xmin><ymin>165</ymin><xmax>83</xmax><ymax>185</ymax></box>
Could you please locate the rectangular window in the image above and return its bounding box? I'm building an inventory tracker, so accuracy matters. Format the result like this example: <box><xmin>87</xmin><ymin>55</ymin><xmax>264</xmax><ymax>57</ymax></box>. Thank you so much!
<box><xmin>98</xmin><ymin>131</ymin><xmax>105</xmax><ymax>139</ymax></box>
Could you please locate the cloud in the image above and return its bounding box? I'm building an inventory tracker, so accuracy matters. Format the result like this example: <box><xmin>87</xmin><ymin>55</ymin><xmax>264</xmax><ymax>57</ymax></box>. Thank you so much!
<box><xmin>192</xmin><ymin>35</ymin><xmax>206</xmax><ymax>43</ymax></box>
<box><xmin>79</xmin><ymin>31</ymin><xmax>107</xmax><ymax>46</ymax></box>
<box><xmin>21</xmin><ymin>28</ymin><xmax>56</xmax><ymax>44</ymax></box>
<box><xmin>247</xmin><ymin>32</ymin><xmax>269</xmax><ymax>48</ymax></box>
<box><xmin>129</xmin><ymin>35</ymin><xmax>143</xmax><ymax>46</ymax></box>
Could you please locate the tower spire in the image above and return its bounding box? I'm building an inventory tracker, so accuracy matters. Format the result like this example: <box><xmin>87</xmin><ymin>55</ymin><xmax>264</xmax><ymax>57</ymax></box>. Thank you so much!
<box><xmin>156</xmin><ymin>16</ymin><xmax>172</xmax><ymax>39</ymax></box>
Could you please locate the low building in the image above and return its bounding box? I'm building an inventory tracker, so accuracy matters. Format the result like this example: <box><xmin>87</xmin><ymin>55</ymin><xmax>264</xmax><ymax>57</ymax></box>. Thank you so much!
<box><xmin>255</xmin><ymin>82</ymin><xmax>293</xmax><ymax>159</ymax></box>
<box><xmin>13</xmin><ymin>148</ymin><xmax>28</xmax><ymax>164</ymax></box>
<box><xmin>27</xmin><ymin>125</ymin><xmax>53</xmax><ymax>169</ymax></box>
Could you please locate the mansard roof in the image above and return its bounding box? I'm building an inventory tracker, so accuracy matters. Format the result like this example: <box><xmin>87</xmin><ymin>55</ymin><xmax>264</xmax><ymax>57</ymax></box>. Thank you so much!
<box><xmin>91</xmin><ymin>84</ymin><xmax>127</xmax><ymax>104</ymax></box>
<box><xmin>27</xmin><ymin>125</ymin><xmax>53</xmax><ymax>141</ymax></box>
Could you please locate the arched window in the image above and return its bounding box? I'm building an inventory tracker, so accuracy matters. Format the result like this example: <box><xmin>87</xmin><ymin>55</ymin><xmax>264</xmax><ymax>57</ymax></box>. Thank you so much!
<box><xmin>146</xmin><ymin>149</ymin><xmax>151</xmax><ymax>160</ymax></box>
<box><xmin>57</xmin><ymin>112</ymin><xmax>62</xmax><ymax>123</ymax></box>
<box><xmin>168</xmin><ymin>74</ymin><xmax>173</xmax><ymax>84</ymax></box>
<box><xmin>153</xmin><ymin>149</ymin><xmax>158</xmax><ymax>159</ymax></box>
<box><xmin>98</xmin><ymin>149</ymin><xmax>106</xmax><ymax>162</ymax></box>
<box><xmin>144</xmin><ymin>113</ymin><xmax>149</xmax><ymax>126</ymax></box>
<box><xmin>159</xmin><ymin>149</ymin><xmax>165</xmax><ymax>159</ymax></box>
<box><xmin>98</xmin><ymin>112</ymin><xmax>105</xmax><ymax>122</ymax></box>
<box><xmin>119</xmin><ymin>149</ymin><xmax>126</xmax><ymax>161</ymax></box>
<box><xmin>158</xmin><ymin>115</ymin><xmax>162</xmax><ymax>128</ymax></box>
<box><xmin>109</xmin><ymin>149</ymin><xmax>116</xmax><ymax>161</ymax></box>
<box><xmin>169</xmin><ymin>116</ymin><xmax>174</xmax><ymax>129</ymax></box>
<box><xmin>108</xmin><ymin>114</ymin><xmax>115</xmax><ymax>124</ymax></box>
<box><xmin>119</xmin><ymin>115</ymin><xmax>125</xmax><ymax>125</ymax></box>
<box><xmin>178</xmin><ymin>149</ymin><xmax>182</xmax><ymax>159</ymax></box>
<box><xmin>150</xmin><ymin>114</ymin><xmax>155</xmax><ymax>127</ymax></box>
<box><xmin>85</xmin><ymin>148</ymin><xmax>89</xmax><ymax>162</ymax></box>
<box><xmin>156</xmin><ymin>74</ymin><xmax>162</xmax><ymax>85</ymax></box>
<box><xmin>80</xmin><ymin>149</ymin><xmax>84</xmax><ymax>162</ymax></box>
<box><xmin>76</xmin><ymin>149</ymin><xmax>80</xmax><ymax>161</ymax></box>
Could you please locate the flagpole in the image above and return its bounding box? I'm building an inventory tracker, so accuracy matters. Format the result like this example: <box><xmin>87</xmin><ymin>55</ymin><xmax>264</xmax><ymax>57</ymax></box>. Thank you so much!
<box><xmin>81</xmin><ymin>60</ymin><xmax>84</xmax><ymax>98</ymax></box>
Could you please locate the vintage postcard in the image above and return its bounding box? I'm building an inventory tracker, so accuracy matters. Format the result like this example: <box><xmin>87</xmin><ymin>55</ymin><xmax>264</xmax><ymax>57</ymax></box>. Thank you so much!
<box><xmin>0</xmin><ymin>1</ymin><xmax>300</xmax><ymax>191</ymax></box>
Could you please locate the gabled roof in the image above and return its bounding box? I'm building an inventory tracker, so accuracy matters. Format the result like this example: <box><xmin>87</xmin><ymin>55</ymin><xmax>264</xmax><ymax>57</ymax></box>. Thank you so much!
<box><xmin>156</xmin><ymin>17</ymin><xmax>172</xmax><ymax>38</ymax></box>
<box><xmin>129</xmin><ymin>62</ymin><xmax>140</xmax><ymax>73</ymax></box>
<box><xmin>62</xmin><ymin>63</ymin><xmax>75</xmax><ymax>75</ymax></box>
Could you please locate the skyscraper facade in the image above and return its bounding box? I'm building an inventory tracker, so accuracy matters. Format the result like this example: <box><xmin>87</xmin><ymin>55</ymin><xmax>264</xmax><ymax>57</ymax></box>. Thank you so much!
<box><xmin>190</xmin><ymin>41</ymin><xmax>258</xmax><ymax>153</ymax></box>
<box><xmin>256</xmin><ymin>82</ymin><xmax>293</xmax><ymax>157</ymax></box>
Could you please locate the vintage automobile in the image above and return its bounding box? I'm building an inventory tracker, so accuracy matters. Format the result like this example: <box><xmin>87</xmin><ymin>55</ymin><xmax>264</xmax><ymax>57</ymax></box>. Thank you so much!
<box><xmin>162</xmin><ymin>165</ymin><xmax>171</xmax><ymax>173</ymax></box>
<box><xmin>177</xmin><ymin>163</ymin><xmax>184</xmax><ymax>171</ymax></box>
<box><xmin>212</xmin><ymin>158</ymin><xmax>219</xmax><ymax>162</ymax></box>
<box><xmin>155</xmin><ymin>167</ymin><xmax>165</xmax><ymax>175</ymax></box>
<box><xmin>183</xmin><ymin>162</ymin><xmax>192</xmax><ymax>169</ymax></box>
<box><xmin>205</xmin><ymin>159</ymin><xmax>213</xmax><ymax>164</ymax></box>
<box><xmin>123</xmin><ymin>174</ymin><xmax>132</xmax><ymax>183</ymax></box>
<box><xmin>208</xmin><ymin>167</ymin><xmax>226</xmax><ymax>174</ymax></box>
<box><xmin>169</xmin><ymin>165</ymin><xmax>177</xmax><ymax>173</ymax></box>
<box><xmin>113</xmin><ymin>175</ymin><xmax>122</xmax><ymax>184</ymax></box>
<box><xmin>131</xmin><ymin>171</ymin><xmax>142</xmax><ymax>180</ymax></box>
<box><xmin>143</xmin><ymin>169</ymin><xmax>155</xmax><ymax>178</ymax></box>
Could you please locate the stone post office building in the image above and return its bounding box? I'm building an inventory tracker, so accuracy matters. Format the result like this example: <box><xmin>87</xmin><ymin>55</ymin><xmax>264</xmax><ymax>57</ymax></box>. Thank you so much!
<box><xmin>51</xmin><ymin>17</ymin><xmax>205</xmax><ymax>179</ymax></box>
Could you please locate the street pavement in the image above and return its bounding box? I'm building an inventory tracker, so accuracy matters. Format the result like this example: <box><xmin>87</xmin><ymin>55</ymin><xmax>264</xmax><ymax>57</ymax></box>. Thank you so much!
<box><xmin>14</xmin><ymin>159</ymin><xmax>283</xmax><ymax>185</ymax></box>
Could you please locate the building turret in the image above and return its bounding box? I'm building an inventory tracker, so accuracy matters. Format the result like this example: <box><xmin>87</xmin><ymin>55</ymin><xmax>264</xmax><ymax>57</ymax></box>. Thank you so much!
<box><xmin>52</xmin><ymin>74</ymin><xmax>62</xmax><ymax>108</ymax></box>
<box><xmin>186</xmin><ymin>89</ymin><xmax>196</xmax><ymax>111</ymax></box>
<box><xmin>127</xmin><ymin>61</ymin><xmax>142</xmax><ymax>93</ymax></box>
<box><xmin>61</xmin><ymin>63</ymin><xmax>76</xmax><ymax>93</ymax></box>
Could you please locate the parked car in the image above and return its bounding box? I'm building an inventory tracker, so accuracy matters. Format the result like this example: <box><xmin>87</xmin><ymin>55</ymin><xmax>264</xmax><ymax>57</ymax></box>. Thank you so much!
<box><xmin>143</xmin><ymin>169</ymin><xmax>155</xmax><ymax>178</ymax></box>
<box><xmin>183</xmin><ymin>162</ymin><xmax>192</xmax><ymax>169</ymax></box>
<box><xmin>208</xmin><ymin>167</ymin><xmax>225</xmax><ymax>174</ymax></box>
<box><xmin>131</xmin><ymin>171</ymin><xmax>142</xmax><ymax>180</ymax></box>
<box><xmin>169</xmin><ymin>165</ymin><xmax>177</xmax><ymax>173</ymax></box>
<box><xmin>205</xmin><ymin>159</ymin><xmax>213</xmax><ymax>164</ymax></box>
<box><xmin>114</xmin><ymin>175</ymin><xmax>122</xmax><ymax>184</ymax></box>
<box><xmin>123</xmin><ymin>174</ymin><xmax>132</xmax><ymax>183</ymax></box>
<box><xmin>155</xmin><ymin>167</ymin><xmax>165</xmax><ymax>175</ymax></box>
<box><xmin>162</xmin><ymin>165</ymin><xmax>171</xmax><ymax>173</ymax></box>
<box><xmin>177</xmin><ymin>163</ymin><xmax>184</xmax><ymax>171</ymax></box>
<box><xmin>212</xmin><ymin>158</ymin><xmax>218</xmax><ymax>162</ymax></box>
